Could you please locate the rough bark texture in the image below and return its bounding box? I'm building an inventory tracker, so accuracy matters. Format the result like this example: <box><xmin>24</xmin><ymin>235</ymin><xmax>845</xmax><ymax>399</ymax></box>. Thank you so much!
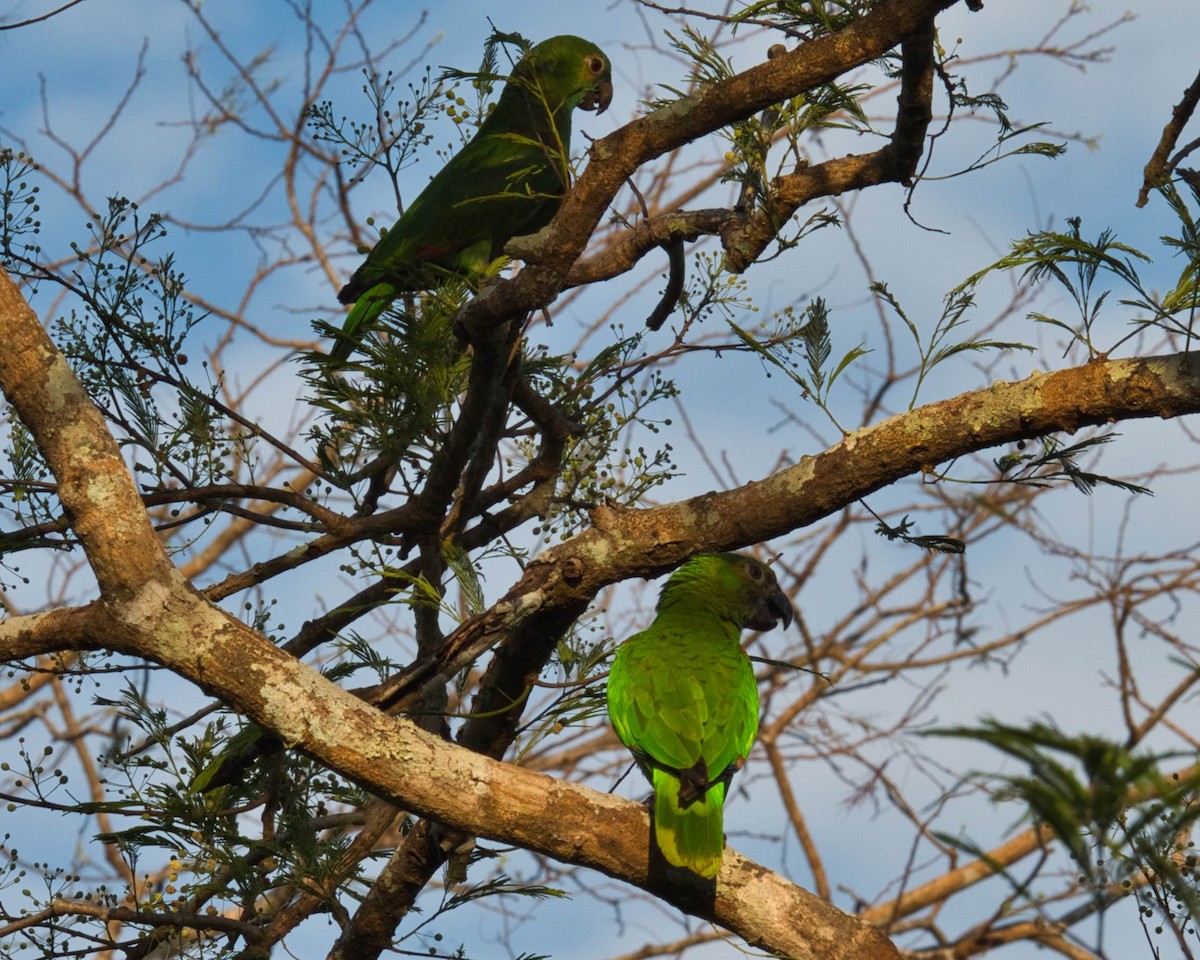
<box><xmin>0</xmin><ymin>265</ymin><xmax>899</xmax><ymax>958</ymax></box>
<box><xmin>6</xmin><ymin>278</ymin><xmax>1200</xmax><ymax>958</ymax></box>
<box><xmin>3</xmin><ymin>1</ymin><xmax>1198</xmax><ymax>954</ymax></box>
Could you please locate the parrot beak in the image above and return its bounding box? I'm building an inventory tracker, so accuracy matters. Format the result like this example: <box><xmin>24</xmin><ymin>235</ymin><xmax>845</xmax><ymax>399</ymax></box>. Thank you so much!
<box><xmin>746</xmin><ymin>586</ymin><xmax>794</xmax><ymax>633</ymax></box>
<box><xmin>581</xmin><ymin>77</ymin><xmax>613</xmax><ymax>114</ymax></box>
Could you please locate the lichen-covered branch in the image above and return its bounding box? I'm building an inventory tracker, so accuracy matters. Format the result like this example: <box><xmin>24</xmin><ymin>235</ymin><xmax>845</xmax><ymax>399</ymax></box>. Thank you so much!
<box><xmin>0</xmin><ymin>264</ymin><xmax>896</xmax><ymax>959</ymax></box>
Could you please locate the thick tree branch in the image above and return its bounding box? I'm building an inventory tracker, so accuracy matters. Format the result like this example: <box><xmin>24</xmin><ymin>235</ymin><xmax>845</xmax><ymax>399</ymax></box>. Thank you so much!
<box><xmin>0</xmin><ymin>604</ymin><xmax>104</xmax><ymax>662</ymax></box>
<box><xmin>0</xmin><ymin>265</ymin><xmax>895</xmax><ymax>959</ymax></box>
<box><xmin>353</xmin><ymin>350</ymin><xmax>1200</xmax><ymax>728</ymax></box>
<box><xmin>862</xmin><ymin>823</ymin><xmax>1056</xmax><ymax>928</ymax></box>
<box><xmin>131</xmin><ymin>344</ymin><xmax>1200</xmax><ymax>959</ymax></box>
<box><xmin>0</xmin><ymin>271</ymin><xmax>178</xmax><ymax>604</ymax></box>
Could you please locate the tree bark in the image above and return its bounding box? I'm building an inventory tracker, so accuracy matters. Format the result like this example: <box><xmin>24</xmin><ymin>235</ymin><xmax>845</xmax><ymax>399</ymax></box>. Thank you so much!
<box><xmin>6</xmin><ymin>263</ymin><xmax>1200</xmax><ymax>955</ymax></box>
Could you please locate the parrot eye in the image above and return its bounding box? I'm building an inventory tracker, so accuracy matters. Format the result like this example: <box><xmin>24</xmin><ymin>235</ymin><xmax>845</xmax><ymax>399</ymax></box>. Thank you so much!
<box><xmin>748</xmin><ymin>563</ymin><xmax>764</xmax><ymax>580</ymax></box>
<box><xmin>586</xmin><ymin>55</ymin><xmax>605</xmax><ymax>75</ymax></box>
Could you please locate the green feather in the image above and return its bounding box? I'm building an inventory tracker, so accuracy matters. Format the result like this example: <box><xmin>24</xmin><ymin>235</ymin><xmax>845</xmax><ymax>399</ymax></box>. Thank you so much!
<box><xmin>607</xmin><ymin>552</ymin><xmax>794</xmax><ymax>878</ymax></box>
<box><xmin>332</xmin><ymin>35</ymin><xmax>613</xmax><ymax>361</ymax></box>
<box><xmin>329</xmin><ymin>281</ymin><xmax>398</xmax><ymax>364</ymax></box>
<box><xmin>651</xmin><ymin>767</ymin><xmax>727</xmax><ymax>879</ymax></box>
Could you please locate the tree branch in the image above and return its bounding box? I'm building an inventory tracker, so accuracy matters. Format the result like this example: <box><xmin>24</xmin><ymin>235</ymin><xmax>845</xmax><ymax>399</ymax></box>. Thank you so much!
<box><xmin>723</xmin><ymin>15</ymin><xmax>936</xmax><ymax>269</ymax></box>
<box><xmin>462</xmin><ymin>0</ymin><xmax>965</xmax><ymax>337</ymax></box>
<box><xmin>1138</xmin><ymin>65</ymin><xmax>1200</xmax><ymax>207</ymax></box>
<box><xmin>0</xmin><ymin>264</ymin><xmax>895</xmax><ymax>959</ymax></box>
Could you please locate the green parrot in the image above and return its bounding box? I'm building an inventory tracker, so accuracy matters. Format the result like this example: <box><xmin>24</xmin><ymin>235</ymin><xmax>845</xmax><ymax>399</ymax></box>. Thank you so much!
<box><xmin>606</xmin><ymin>552</ymin><xmax>794</xmax><ymax>879</ymax></box>
<box><xmin>332</xmin><ymin>35</ymin><xmax>613</xmax><ymax>362</ymax></box>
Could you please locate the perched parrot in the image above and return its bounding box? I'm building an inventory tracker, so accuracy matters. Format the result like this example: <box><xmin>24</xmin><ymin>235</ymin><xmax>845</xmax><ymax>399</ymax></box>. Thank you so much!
<box><xmin>606</xmin><ymin>552</ymin><xmax>794</xmax><ymax>879</ymax></box>
<box><xmin>331</xmin><ymin>35</ymin><xmax>613</xmax><ymax>362</ymax></box>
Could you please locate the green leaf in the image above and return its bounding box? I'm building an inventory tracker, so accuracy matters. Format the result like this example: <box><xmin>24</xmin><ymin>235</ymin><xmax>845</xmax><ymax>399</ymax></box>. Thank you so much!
<box><xmin>872</xmin><ymin>513</ymin><xmax>965</xmax><ymax>554</ymax></box>
<box><xmin>926</xmin><ymin>719</ymin><xmax>1200</xmax><ymax>883</ymax></box>
<box><xmin>443</xmin><ymin>540</ymin><xmax>486</xmax><ymax>617</ymax></box>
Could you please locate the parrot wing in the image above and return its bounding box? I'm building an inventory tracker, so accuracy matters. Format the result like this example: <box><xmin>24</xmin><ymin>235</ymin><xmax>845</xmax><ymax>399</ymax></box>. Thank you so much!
<box><xmin>337</xmin><ymin>128</ymin><xmax>566</xmax><ymax>303</ymax></box>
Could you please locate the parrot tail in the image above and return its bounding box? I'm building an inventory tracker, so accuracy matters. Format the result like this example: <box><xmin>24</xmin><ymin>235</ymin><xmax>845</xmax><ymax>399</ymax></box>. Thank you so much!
<box><xmin>651</xmin><ymin>767</ymin><xmax>726</xmax><ymax>878</ymax></box>
<box><xmin>329</xmin><ymin>281</ymin><xmax>397</xmax><ymax>364</ymax></box>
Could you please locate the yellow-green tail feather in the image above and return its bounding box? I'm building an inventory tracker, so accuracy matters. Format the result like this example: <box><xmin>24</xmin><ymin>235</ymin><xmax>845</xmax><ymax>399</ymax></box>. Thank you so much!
<box><xmin>652</xmin><ymin>768</ymin><xmax>726</xmax><ymax>878</ymax></box>
<box><xmin>329</xmin><ymin>281</ymin><xmax>397</xmax><ymax>364</ymax></box>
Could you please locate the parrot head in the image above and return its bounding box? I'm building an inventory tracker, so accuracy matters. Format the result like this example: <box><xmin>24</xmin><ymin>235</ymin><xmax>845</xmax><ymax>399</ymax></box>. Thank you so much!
<box><xmin>739</xmin><ymin>557</ymin><xmax>794</xmax><ymax>632</ymax></box>
<box><xmin>657</xmin><ymin>552</ymin><xmax>794</xmax><ymax>633</ymax></box>
<box><xmin>513</xmin><ymin>35</ymin><xmax>613</xmax><ymax>116</ymax></box>
<box><xmin>576</xmin><ymin>52</ymin><xmax>613</xmax><ymax>114</ymax></box>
